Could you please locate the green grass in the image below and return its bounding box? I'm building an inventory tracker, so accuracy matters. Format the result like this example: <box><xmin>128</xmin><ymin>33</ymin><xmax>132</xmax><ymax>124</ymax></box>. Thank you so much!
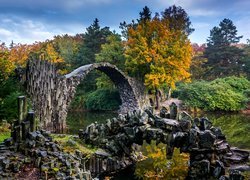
<box><xmin>0</xmin><ymin>132</ymin><xmax>10</xmax><ymax>142</ymax></box>
<box><xmin>51</xmin><ymin>134</ymin><xmax>96</xmax><ymax>157</ymax></box>
<box><xmin>0</xmin><ymin>123</ymin><xmax>11</xmax><ymax>142</ymax></box>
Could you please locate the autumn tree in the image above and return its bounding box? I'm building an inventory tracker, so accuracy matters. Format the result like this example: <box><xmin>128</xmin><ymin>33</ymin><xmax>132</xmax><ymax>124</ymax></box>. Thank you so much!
<box><xmin>204</xmin><ymin>18</ymin><xmax>245</xmax><ymax>79</ymax></box>
<box><xmin>0</xmin><ymin>43</ymin><xmax>14</xmax><ymax>83</ymax></box>
<box><xmin>52</xmin><ymin>34</ymin><xmax>82</xmax><ymax>71</ymax></box>
<box><xmin>8</xmin><ymin>43</ymin><xmax>31</xmax><ymax>67</ymax></box>
<box><xmin>125</xmin><ymin>6</ymin><xmax>193</xmax><ymax>109</ymax></box>
<box><xmin>190</xmin><ymin>43</ymin><xmax>208</xmax><ymax>80</ymax></box>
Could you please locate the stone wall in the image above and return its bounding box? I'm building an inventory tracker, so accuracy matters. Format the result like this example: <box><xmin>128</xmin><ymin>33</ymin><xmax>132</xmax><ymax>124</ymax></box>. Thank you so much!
<box><xmin>79</xmin><ymin>106</ymin><xmax>250</xmax><ymax>179</ymax></box>
<box><xmin>26</xmin><ymin>59</ymin><xmax>147</xmax><ymax>132</ymax></box>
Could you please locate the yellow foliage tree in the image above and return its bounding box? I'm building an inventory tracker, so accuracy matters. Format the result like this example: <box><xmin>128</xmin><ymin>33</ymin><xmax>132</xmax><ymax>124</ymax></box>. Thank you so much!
<box><xmin>8</xmin><ymin>43</ymin><xmax>31</xmax><ymax>67</ymax></box>
<box><xmin>0</xmin><ymin>44</ymin><xmax>14</xmax><ymax>82</ymax></box>
<box><xmin>125</xmin><ymin>8</ymin><xmax>193</xmax><ymax>108</ymax></box>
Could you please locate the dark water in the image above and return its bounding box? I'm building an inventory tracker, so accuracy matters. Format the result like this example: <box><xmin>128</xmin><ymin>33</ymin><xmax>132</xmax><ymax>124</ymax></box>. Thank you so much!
<box><xmin>67</xmin><ymin>111</ymin><xmax>250</xmax><ymax>149</ymax></box>
<box><xmin>66</xmin><ymin>111</ymin><xmax>250</xmax><ymax>179</ymax></box>
<box><xmin>204</xmin><ymin>112</ymin><xmax>250</xmax><ymax>149</ymax></box>
<box><xmin>66</xmin><ymin>111</ymin><xmax>118</xmax><ymax>134</ymax></box>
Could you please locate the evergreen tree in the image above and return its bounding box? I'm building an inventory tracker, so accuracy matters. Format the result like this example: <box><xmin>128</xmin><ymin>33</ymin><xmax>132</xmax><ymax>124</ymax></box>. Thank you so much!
<box><xmin>76</xmin><ymin>18</ymin><xmax>112</xmax><ymax>67</ymax></box>
<box><xmin>204</xmin><ymin>18</ymin><xmax>245</xmax><ymax>79</ymax></box>
<box><xmin>73</xmin><ymin>19</ymin><xmax>112</xmax><ymax>94</ymax></box>
<box><xmin>162</xmin><ymin>5</ymin><xmax>194</xmax><ymax>35</ymax></box>
<box><xmin>120</xmin><ymin>6</ymin><xmax>151</xmax><ymax>39</ymax></box>
<box><xmin>95</xmin><ymin>33</ymin><xmax>126</xmax><ymax>89</ymax></box>
<box><xmin>243</xmin><ymin>39</ymin><xmax>250</xmax><ymax>79</ymax></box>
<box><xmin>138</xmin><ymin>6</ymin><xmax>152</xmax><ymax>23</ymax></box>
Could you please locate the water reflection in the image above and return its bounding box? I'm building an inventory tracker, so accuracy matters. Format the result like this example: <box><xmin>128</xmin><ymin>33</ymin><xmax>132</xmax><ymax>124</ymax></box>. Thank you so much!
<box><xmin>66</xmin><ymin>111</ymin><xmax>117</xmax><ymax>134</ymax></box>
<box><xmin>204</xmin><ymin>113</ymin><xmax>250</xmax><ymax>149</ymax></box>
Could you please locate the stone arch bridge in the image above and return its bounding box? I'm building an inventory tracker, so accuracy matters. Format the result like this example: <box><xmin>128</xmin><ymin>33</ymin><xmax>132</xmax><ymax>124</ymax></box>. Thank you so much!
<box><xmin>26</xmin><ymin>59</ymin><xmax>147</xmax><ymax>133</ymax></box>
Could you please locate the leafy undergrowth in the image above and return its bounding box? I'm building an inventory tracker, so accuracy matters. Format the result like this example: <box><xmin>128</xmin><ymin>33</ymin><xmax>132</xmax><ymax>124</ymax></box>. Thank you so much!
<box><xmin>0</xmin><ymin>121</ymin><xmax>11</xmax><ymax>142</ymax></box>
<box><xmin>135</xmin><ymin>141</ymin><xmax>189</xmax><ymax>180</ymax></box>
<box><xmin>51</xmin><ymin>134</ymin><xmax>96</xmax><ymax>157</ymax></box>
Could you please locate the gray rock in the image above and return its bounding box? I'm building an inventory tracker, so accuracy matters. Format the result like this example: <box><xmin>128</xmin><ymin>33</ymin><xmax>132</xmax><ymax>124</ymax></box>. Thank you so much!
<box><xmin>189</xmin><ymin>160</ymin><xmax>210</xmax><ymax>178</ymax></box>
<box><xmin>199</xmin><ymin>130</ymin><xmax>216</xmax><ymax>149</ymax></box>
<box><xmin>229</xmin><ymin>169</ymin><xmax>244</xmax><ymax>180</ymax></box>
<box><xmin>213</xmin><ymin>160</ymin><xmax>225</xmax><ymax>178</ymax></box>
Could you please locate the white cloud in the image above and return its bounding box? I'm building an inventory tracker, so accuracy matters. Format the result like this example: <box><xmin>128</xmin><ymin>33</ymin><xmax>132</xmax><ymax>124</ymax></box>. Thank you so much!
<box><xmin>0</xmin><ymin>28</ymin><xmax>12</xmax><ymax>36</ymax></box>
<box><xmin>144</xmin><ymin>0</ymin><xmax>220</xmax><ymax>17</ymax></box>
<box><xmin>0</xmin><ymin>17</ymin><xmax>59</xmax><ymax>44</ymax></box>
<box><xmin>192</xmin><ymin>22</ymin><xmax>210</xmax><ymax>29</ymax></box>
<box><xmin>0</xmin><ymin>16</ymin><xmax>87</xmax><ymax>45</ymax></box>
<box><xmin>235</xmin><ymin>16</ymin><xmax>250</xmax><ymax>43</ymax></box>
<box><xmin>187</xmin><ymin>9</ymin><xmax>218</xmax><ymax>17</ymax></box>
<box><xmin>62</xmin><ymin>0</ymin><xmax>113</xmax><ymax>11</ymax></box>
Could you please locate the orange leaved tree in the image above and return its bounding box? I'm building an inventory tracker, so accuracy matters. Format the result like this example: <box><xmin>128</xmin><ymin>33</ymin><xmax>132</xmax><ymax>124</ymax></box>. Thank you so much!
<box><xmin>125</xmin><ymin>6</ymin><xmax>193</xmax><ymax>109</ymax></box>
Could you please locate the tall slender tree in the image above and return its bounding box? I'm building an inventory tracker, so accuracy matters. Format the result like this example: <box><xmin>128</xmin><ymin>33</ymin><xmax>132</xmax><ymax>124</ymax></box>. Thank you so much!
<box><xmin>76</xmin><ymin>18</ymin><xmax>112</xmax><ymax>66</ymax></box>
<box><xmin>162</xmin><ymin>5</ymin><xmax>194</xmax><ymax>35</ymax></box>
<box><xmin>204</xmin><ymin>18</ymin><xmax>244</xmax><ymax>78</ymax></box>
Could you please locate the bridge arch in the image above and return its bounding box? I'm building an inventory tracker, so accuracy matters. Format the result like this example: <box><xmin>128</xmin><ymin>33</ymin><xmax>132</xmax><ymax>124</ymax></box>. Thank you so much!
<box><xmin>64</xmin><ymin>63</ymin><xmax>138</xmax><ymax>113</ymax></box>
<box><xmin>26</xmin><ymin>59</ymin><xmax>145</xmax><ymax>132</ymax></box>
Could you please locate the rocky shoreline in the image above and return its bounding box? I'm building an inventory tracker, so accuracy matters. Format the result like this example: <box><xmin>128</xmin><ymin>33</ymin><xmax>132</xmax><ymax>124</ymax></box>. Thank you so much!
<box><xmin>0</xmin><ymin>97</ymin><xmax>249</xmax><ymax>179</ymax></box>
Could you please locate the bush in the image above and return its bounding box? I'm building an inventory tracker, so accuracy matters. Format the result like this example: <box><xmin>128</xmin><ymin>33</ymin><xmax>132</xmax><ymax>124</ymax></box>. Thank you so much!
<box><xmin>69</xmin><ymin>94</ymin><xmax>87</xmax><ymax>110</ymax></box>
<box><xmin>211</xmin><ymin>76</ymin><xmax>250</xmax><ymax>92</ymax></box>
<box><xmin>0</xmin><ymin>91</ymin><xmax>22</xmax><ymax>122</ymax></box>
<box><xmin>85</xmin><ymin>88</ymin><xmax>121</xmax><ymax>111</ymax></box>
<box><xmin>176</xmin><ymin>77</ymin><xmax>249</xmax><ymax>111</ymax></box>
<box><xmin>0</xmin><ymin>77</ymin><xmax>26</xmax><ymax>122</ymax></box>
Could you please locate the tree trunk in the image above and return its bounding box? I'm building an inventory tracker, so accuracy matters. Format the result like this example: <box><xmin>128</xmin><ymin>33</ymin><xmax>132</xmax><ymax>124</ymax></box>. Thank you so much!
<box><xmin>155</xmin><ymin>88</ymin><xmax>159</xmax><ymax>110</ymax></box>
<box><xmin>167</xmin><ymin>87</ymin><xmax>172</xmax><ymax>100</ymax></box>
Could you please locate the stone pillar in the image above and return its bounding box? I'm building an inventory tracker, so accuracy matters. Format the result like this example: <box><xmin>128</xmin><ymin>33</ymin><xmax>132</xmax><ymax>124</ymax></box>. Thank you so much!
<box><xmin>27</xmin><ymin>111</ymin><xmax>36</xmax><ymax>132</ymax></box>
<box><xmin>170</xmin><ymin>102</ymin><xmax>178</xmax><ymax>120</ymax></box>
<box><xmin>21</xmin><ymin>121</ymin><xmax>30</xmax><ymax>140</ymax></box>
<box><xmin>18</xmin><ymin>96</ymin><xmax>26</xmax><ymax>124</ymax></box>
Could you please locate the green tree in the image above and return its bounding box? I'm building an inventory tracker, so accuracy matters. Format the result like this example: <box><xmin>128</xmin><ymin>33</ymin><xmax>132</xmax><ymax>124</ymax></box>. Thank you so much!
<box><xmin>95</xmin><ymin>33</ymin><xmax>126</xmax><ymax>90</ymax></box>
<box><xmin>73</xmin><ymin>19</ymin><xmax>112</xmax><ymax>96</ymax></box>
<box><xmin>96</xmin><ymin>33</ymin><xmax>125</xmax><ymax>70</ymax></box>
<box><xmin>204</xmin><ymin>18</ymin><xmax>245</xmax><ymax>79</ymax></box>
<box><xmin>243</xmin><ymin>39</ymin><xmax>250</xmax><ymax>79</ymax></box>
<box><xmin>138</xmin><ymin>6</ymin><xmax>152</xmax><ymax>23</ymax></box>
<box><xmin>162</xmin><ymin>5</ymin><xmax>194</xmax><ymax>35</ymax></box>
<box><xmin>76</xmin><ymin>18</ymin><xmax>112</xmax><ymax>66</ymax></box>
<box><xmin>52</xmin><ymin>34</ymin><xmax>82</xmax><ymax>71</ymax></box>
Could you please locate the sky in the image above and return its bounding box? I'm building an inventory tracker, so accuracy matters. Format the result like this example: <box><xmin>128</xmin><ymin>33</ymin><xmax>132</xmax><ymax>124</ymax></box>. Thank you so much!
<box><xmin>0</xmin><ymin>0</ymin><xmax>250</xmax><ymax>45</ymax></box>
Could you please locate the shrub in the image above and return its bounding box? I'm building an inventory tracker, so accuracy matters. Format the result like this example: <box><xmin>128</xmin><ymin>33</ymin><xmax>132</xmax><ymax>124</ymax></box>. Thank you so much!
<box><xmin>176</xmin><ymin>77</ymin><xmax>249</xmax><ymax>111</ymax></box>
<box><xmin>0</xmin><ymin>91</ymin><xmax>22</xmax><ymax>122</ymax></box>
<box><xmin>85</xmin><ymin>88</ymin><xmax>121</xmax><ymax>111</ymax></box>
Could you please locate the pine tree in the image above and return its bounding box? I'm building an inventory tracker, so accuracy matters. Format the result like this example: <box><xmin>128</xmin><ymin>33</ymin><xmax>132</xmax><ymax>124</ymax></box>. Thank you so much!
<box><xmin>138</xmin><ymin>6</ymin><xmax>152</xmax><ymax>23</ymax></box>
<box><xmin>162</xmin><ymin>5</ymin><xmax>194</xmax><ymax>35</ymax></box>
<box><xmin>76</xmin><ymin>18</ymin><xmax>112</xmax><ymax>66</ymax></box>
<box><xmin>204</xmin><ymin>18</ymin><xmax>245</xmax><ymax>79</ymax></box>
